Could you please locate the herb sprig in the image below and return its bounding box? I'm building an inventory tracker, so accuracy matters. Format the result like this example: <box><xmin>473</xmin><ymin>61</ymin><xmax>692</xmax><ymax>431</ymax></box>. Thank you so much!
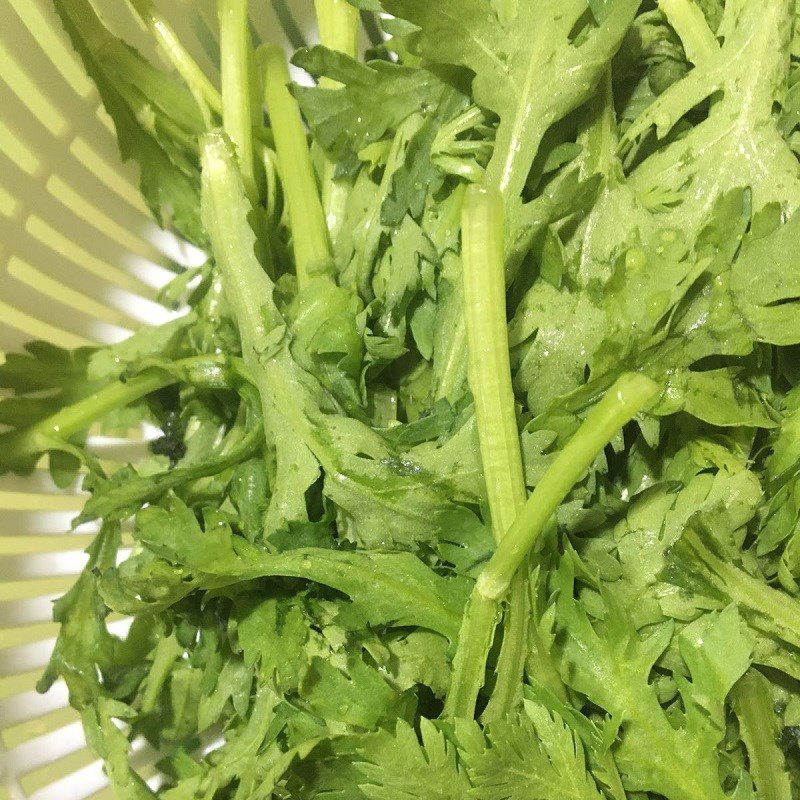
<box><xmin>5</xmin><ymin>0</ymin><xmax>800</xmax><ymax>797</ymax></box>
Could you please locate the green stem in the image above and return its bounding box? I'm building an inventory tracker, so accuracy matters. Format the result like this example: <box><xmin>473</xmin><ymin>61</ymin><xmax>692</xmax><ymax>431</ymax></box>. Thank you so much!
<box><xmin>461</xmin><ymin>187</ymin><xmax>527</xmax><ymax>533</ymax></box>
<box><xmin>446</xmin><ymin>372</ymin><xmax>658</xmax><ymax>718</ymax></box>
<box><xmin>433</xmin><ymin>107</ymin><xmax>485</xmax><ymax>153</ymax></box>
<box><xmin>443</xmin><ymin>593</ymin><xmax>500</xmax><ymax>719</ymax></box>
<box><xmin>202</xmin><ymin>132</ymin><xmax>288</xmax><ymax>512</ymax></box>
<box><xmin>314</xmin><ymin>0</ymin><xmax>360</xmax><ymax>239</ymax></box>
<box><xmin>484</xmin><ymin>573</ymin><xmax>528</xmax><ymax>721</ymax></box>
<box><xmin>2</xmin><ymin>355</ymin><xmax>227</xmax><ymax>467</ymax></box>
<box><xmin>314</xmin><ymin>0</ymin><xmax>359</xmax><ymax>83</ymax></box>
<box><xmin>77</xmin><ymin>409</ymin><xmax>263</xmax><ymax>524</ymax></box>
<box><xmin>36</xmin><ymin>372</ymin><xmax>170</xmax><ymax>441</ymax></box>
<box><xmin>658</xmin><ymin>0</ymin><xmax>719</xmax><ymax>65</ymax></box>
<box><xmin>201</xmin><ymin>133</ymin><xmax>276</xmax><ymax>358</ymax></box>
<box><xmin>129</xmin><ymin>0</ymin><xmax>223</xmax><ymax>116</ymax></box>
<box><xmin>433</xmin><ymin>155</ymin><xmax>486</xmax><ymax>183</ymax></box>
<box><xmin>260</xmin><ymin>44</ymin><xmax>332</xmax><ymax>289</ymax></box>
<box><xmin>581</xmin><ymin>70</ymin><xmax>618</xmax><ymax>178</ymax></box>
<box><xmin>218</xmin><ymin>0</ymin><xmax>262</xmax><ymax>201</ymax></box>
<box><xmin>323</xmin><ymin>169</ymin><xmax>350</xmax><ymax>242</ymax></box>
<box><xmin>457</xmin><ymin>185</ymin><xmax>529</xmax><ymax>721</ymax></box>
<box><xmin>478</xmin><ymin>372</ymin><xmax>658</xmax><ymax>598</ymax></box>
<box><xmin>731</xmin><ymin>670</ymin><xmax>792</xmax><ymax>800</ymax></box>
<box><xmin>261</xmin><ymin>145</ymin><xmax>281</xmax><ymax>225</ymax></box>
<box><xmin>115</xmin><ymin>82</ymin><xmax>199</xmax><ymax>151</ymax></box>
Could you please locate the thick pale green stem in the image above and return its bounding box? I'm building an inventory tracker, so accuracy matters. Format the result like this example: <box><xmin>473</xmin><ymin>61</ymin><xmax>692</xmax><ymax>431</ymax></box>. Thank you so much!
<box><xmin>1</xmin><ymin>356</ymin><xmax>227</xmax><ymax>468</ymax></box>
<box><xmin>658</xmin><ymin>0</ymin><xmax>719</xmax><ymax>65</ymax></box>
<box><xmin>203</xmin><ymin>133</ymin><xmax>332</xmax><ymax>535</ymax></box>
<box><xmin>218</xmin><ymin>0</ymin><xmax>275</xmax><ymax>274</ymax></box>
<box><xmin>314</xmin><ymin>0</ymin><xmax>360</xmax><ymax>238</ymax></box>
<box><xmin>218</xmin><ymin>0</ymin><xmax>261</xmax><ymax>201</ymax></box>
<box><xmin>261</xmin><ymin>44</ymin><xmax>332</xmax><ymax>288</ymax></box>
<box><xmin>446</xmin><ymin>372</ymin><xmax>658</xmax><ymax>718</ymax></box>
<box><xmin>458</xmin><ymin>185</ymin><xmax>529</xmax><ymax>721</ymax></box>
<box><xmin>314</xmin><ymin>0</ymin><xmax>359</xmax><ymax>81</ymax></box>
<box><xmin>478</xmin><ymin>372</ymin><xmax>658</xmax><ymax>599</ymax></box>
<box><xmin>462</xmin><ymin>187</ymin><xmax>527</xmax><ymax>530</ymax></box>
<box><xmin>129</xmin><ymin>0</ymin><xmax>222</xmax><ymax>115</ymax></box>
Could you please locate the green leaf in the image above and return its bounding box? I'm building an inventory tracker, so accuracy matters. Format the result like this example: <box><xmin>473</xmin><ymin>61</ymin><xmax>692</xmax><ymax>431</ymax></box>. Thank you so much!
<box><xmin>554</xmin><ymin>559</ymin><xmax>730</xmax><ymax>800</ymax></box>
<box><xmin>235</xmin><ymin>595</ymin><xmax>310</xmax><ymax>691</ymax></box>
<box><xmin>731</xmin><ymin>669</ymin><xmax>793</xmax><ymax>800</ymax></box>
<box><xmin>87</xmin><ymin>315</ymin><xmax>197</xmax><ymax>382</ymax></box>
<box><xmin>624</xmin><ymin>0</ymin><xmax>800</xmax><ymax>237</ymax></box>
<box><xmin>663</xmin><ymin>367</ymin><xmax>778</xmax><ymax>429</ymax></box>
<box><xmin>53</xmin><ymin>0</ymin><xmax>206</xmax><ymax>244</ymax></box>
<box><xmin>110</xmin><ymin>494</ymin><xmax>468</xmax><ymax>640</ymax></box>
<box><xmin>357</xmin><ymin>719</ymin><xmax>472</xmax><ymax>800</ymax></box>
<box><xmin>663</xmin><ymin>523</ymin><xmax>800</xmax><ymax>680</ymax></box>
<box><xmin>22</xmin><ymin>2</ymin><xmax>800</xmax><ymax>796</ymax></box>
<box><xmin>76</xmin><ymin>401</ymin><xmax>263</xmax><ymax>525</ymax></box>
<box><xmin>38</xmin><ymin>524</ymin><xmax>124</xmax><ymax>704</ymax></box>
<box><xmin>384</xmin><ymin>0</ymin><xmax>639</xmax><ymax>198</ymax></box>
<box><xmin>0</xmin><ymin>343</ymin><xmax>100</xmax><ymax>474</ymax></box>
<box><xmin>462</xmin><ymin>703</ymin><xmax>603</xmax><ymax>800</ymax></box>
<box><xmin>381</xmin><ymin>631</ymin><xmax>452</xmax><ymax>698</ymax></box>
<box><xmin>82</xmin><ymin>699</ymin><xmax>157</xmax><ymax>799</ymax></box>
<box><xmin>729</xmin><ymin>212</ymin><xmax>800</xmax><ymax>346</ymax></box>
<box><xmin>300</xmin><ymin>653</ymin><xmax>407</xmax><ymax>729</ymax></box>
<box><xmin>678</xmin><ymin>605</ymin><xmax>753</xmax><ymax>733</ymax></box>
<box><xmin>197</xmin><ymin>657</ymin><xmax>252</xmax><ymax>730</ymax></box>
<box><xmin>293</xmin><ymin>47</ymin><xmax>451</xmax><ymax>167</ymax></box>
<box><xmin>381</xmin><ymin>88</ymin><xmax>470</xmax><ymax>225</ymax></box>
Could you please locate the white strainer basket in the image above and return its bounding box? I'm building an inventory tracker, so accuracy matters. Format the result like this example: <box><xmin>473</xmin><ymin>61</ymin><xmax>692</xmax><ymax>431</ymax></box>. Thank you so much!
<box><xmin>0</xmin><ymin>2</ymin><xmax>369</xmax><ymax>797</ymax></box>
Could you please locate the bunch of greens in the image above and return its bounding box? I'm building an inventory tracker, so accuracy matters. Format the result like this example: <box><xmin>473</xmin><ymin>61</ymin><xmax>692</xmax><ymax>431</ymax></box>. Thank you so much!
<box><xmin>5</xmin><ymin>0</ymin><xmax>800</xmax><ymax>796</ymax></box>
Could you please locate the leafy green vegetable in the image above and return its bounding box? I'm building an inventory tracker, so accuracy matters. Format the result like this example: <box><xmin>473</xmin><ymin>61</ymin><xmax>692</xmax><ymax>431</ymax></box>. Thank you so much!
<box><xmin>12</xmin><ymin>0</ymin><xmax>800</xmax><ymax>796</ymax></box>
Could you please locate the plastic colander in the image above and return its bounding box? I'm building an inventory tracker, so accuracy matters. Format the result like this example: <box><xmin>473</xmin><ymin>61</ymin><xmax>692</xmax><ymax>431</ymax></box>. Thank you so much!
<box><xmin>0</xmin><ymin>2</ymin><xmax>365</xmax><ymax>797</ymax></box>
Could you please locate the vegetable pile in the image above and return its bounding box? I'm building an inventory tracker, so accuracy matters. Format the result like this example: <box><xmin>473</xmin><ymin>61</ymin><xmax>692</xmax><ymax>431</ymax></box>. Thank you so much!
<box><xmin>4</xmin><ymin>0</ymin><xmax>800</xmax><ymax>796</ymax></box>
